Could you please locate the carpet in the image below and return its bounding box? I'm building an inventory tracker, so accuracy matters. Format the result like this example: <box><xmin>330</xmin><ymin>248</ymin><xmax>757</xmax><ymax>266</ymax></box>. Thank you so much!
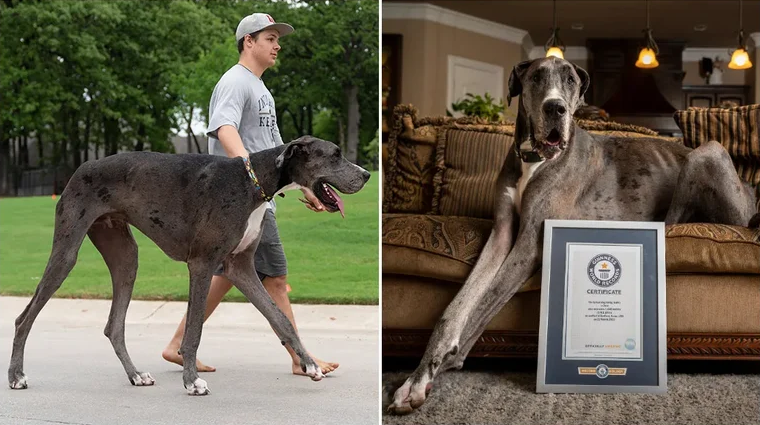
<box><xmin>382</xmin><ymin>361</ymin><xmax>760</xmax><ymax>425</ymax></box>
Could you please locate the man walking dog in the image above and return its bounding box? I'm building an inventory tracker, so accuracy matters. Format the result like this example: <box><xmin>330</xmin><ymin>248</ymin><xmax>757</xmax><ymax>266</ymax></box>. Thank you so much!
<box><xmin>162</xmin><ymin>12</ymin><xmax>339</xmax><ymax>376</ymax></box>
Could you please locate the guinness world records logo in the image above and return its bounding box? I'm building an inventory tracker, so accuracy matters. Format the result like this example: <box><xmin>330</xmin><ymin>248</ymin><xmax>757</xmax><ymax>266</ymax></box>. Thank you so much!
<box><xmin>587</xmin><ymin>254</ymin><xmax>622</xmax><ymax>287</ymax></box>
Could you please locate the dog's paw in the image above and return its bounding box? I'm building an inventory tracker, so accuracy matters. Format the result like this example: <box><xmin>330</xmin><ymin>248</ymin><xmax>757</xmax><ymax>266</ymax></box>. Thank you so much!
<box><xmin>130</xmin><ymin>372</ymin><xmax>155</xmax><ymax>386</ymax></box>
<box><xmin>387</xmin><ymin>377</ymin><xmax>431</xmax><ymax>415</ymax></box>
<box><xmin>185</xmin><ymin>378</ymin><xmax>210</xmax><ymax>396</ymax></box>
<box><xmin>9</xmin><ymin>372</ymin><xmax>28</xmax><ymax>390</ymax></box>
<box><xmin>301</xmin><ymin>358</ymin><xmax>324</xmax><ymax>382</ymax></box>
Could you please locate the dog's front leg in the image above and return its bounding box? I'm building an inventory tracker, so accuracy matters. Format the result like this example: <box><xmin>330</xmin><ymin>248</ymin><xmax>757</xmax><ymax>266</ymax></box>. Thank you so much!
<box><xmin>388</xmin><ymin>219</ymin><xmax>542</xmax><ymax>415</ymax></box>
<box><xmin>225</xmin><ymin>246</ymin><xmax>324</xmax><ymax>382</ymax></box>
<box><xmin>181</xmin><ymin>259</ymin><xmax>216</xmax><ymax>395</ymax></box>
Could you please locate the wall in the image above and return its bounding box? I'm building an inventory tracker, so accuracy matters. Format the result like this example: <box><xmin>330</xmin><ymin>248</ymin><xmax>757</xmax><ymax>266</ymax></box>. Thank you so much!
<box><xmin>383</xmin><ymin>19</ymin><xmax>523</xmax><ymax>118</ymax></box>
<box><xmin>682</xmin><ymin>61</ymin><xmax>748</xmax><ymax>86</ymax></box>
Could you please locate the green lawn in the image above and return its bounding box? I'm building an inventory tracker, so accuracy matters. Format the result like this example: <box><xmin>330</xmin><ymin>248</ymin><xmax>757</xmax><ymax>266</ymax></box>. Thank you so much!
<box><xmin>0</xmin><ymin>173</ymin><xmax>379</xmax><ymax>304</ymax></box>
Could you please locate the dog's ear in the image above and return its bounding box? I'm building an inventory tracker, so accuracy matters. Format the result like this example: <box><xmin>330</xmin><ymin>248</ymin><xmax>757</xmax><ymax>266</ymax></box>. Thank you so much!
<box><xmin>573</xmin><ymin>64</ymin><xmax>590</xmax><ymax>101</ymax></box>
<box><xmin>275</xmin><ymin>139</ymin><xmax>308</xmax><ymax>168</ymax></box>
<box><xmin>507</xmin><ymin>60</ymin><xmax>532</xmax><ymax>107</ymax></box>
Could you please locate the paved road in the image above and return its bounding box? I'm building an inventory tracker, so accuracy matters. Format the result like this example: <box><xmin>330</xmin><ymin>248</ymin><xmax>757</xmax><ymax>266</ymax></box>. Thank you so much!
<box><xmin>0</xmin><ymin>297</ymin><xmax>379</xmax><ymax>425</ymax></box>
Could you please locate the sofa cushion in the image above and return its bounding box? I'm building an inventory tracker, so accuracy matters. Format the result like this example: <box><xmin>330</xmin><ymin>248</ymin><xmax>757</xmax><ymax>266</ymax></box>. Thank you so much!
<box><xmin>673</xmin><ymin>104</ymin><xmax>760</xmax><ymax>185</ymax></box>
<box><xmin>383</xmin><ymin>214</ymin><xmax>760</xmax><ymax>281</ymax></box>
<box><xmin>432</xmin><ymin>126</ymin><xmax>515</xmax><ymax>219</ymax></box>
<box><xmin>666</xmin><ymin>223</ymin><xmax>760</xmax><ymax>274</ymax></box>
<box><xmin>382</xmin><ymin>273</ymin><xmax>760</xmax><ymax>333</ymax></box>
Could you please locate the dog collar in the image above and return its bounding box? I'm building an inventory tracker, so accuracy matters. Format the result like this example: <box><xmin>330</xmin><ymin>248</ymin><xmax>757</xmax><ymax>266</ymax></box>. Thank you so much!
<box><xmin>242</xmin><ymin>157</ymin><xmax>272</xmax><ymax>202</ymax></box>
<box><xmin>517</xmin><ymin>150</ymin><xmax>544</xmax><ymax>163</ymax></box>
<box><xmin>514</xmin><ymin>137</ymin><xmax>545</xmax><ymax>163</ymax></box>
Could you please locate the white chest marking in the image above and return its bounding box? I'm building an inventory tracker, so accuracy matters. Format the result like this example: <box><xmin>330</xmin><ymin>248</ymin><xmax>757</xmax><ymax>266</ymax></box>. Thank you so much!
<box><xmin>273</xmin><ymin>182</ymin><xmax>303</xmax><ymax>197</ymax></box>
<box><xmin>514</xmin><ymin>142</ymin><xmax>546</xmax><ymax>215</ymax></box>
<box><xmin>232</xmin><ymin>204</ymin><xmax>267</xmax><ymax>254</ymax></box>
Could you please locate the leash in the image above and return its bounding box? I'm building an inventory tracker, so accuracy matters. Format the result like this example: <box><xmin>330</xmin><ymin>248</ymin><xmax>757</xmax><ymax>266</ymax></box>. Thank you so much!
<box><xmin>242</xmin><ymin>157</ymin><xmax>273</xmax><ymax>202</ymax></box>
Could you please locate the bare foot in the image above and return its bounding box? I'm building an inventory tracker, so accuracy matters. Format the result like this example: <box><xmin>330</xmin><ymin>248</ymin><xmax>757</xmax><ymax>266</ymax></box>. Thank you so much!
<box><xmin>293</xmin><ymin>356</ymin><xmax>339</xmax><ymax>376</ymax></box>
<box><xmin>162</xmin><ymin>347</ymin><xmax>216</xmax><ymax>372</ymax></box>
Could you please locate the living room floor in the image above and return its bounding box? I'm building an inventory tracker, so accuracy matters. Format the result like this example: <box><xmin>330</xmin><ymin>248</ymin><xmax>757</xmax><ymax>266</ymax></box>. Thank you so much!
<box><xmin>382</xmin><ymin>358</ymin><xmax>760</xmax><ymax>425</ymax></box>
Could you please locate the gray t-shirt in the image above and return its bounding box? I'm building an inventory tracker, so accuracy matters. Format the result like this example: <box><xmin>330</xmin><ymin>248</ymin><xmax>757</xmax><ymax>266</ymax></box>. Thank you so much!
<box><xmin>206</xmin><ymin>64</ymin><xmax>284</xmax><ymax>209</ymax></box>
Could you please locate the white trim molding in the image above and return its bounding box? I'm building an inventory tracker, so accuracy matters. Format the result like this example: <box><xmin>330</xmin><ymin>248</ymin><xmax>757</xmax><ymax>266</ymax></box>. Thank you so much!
<box><xmin>529</xmin><ymin>46</ymin><xmax>589</xmax><ymax>61</ymax></box>
<box><xmin>382</xmin><ymin>2</ymin><xmax>528</xmax><ymax>46</ymax></box>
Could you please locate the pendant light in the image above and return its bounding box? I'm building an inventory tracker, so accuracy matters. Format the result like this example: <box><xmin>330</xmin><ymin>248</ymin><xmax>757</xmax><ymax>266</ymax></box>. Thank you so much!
<box><xmin>635</xmin><ymin>0</ymin><xmax>659</xmax><ymax>69</ymax></box>
<box><xmin>545</xmin><ymin>0</ymin><xmax>565</xmax><ymax>59</ymax></box>
<box><xmin>728</xmin><ymin>0</ymin><xmax>752</xmax><ymax>70</ymax></box>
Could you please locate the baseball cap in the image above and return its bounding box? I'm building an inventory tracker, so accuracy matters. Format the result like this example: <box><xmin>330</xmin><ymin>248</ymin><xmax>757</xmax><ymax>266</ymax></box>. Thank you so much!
<box><xmin>235</xmin><ymin>13</ymin><xmax>294</xmax><ymax>42</ymax></box>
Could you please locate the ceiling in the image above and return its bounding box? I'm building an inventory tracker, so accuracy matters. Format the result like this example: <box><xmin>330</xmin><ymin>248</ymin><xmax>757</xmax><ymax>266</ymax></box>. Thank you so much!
<box><xmin>386</xmin><ymin>1</ymin><xmax>760</xmax><ymax>48</ymax></box>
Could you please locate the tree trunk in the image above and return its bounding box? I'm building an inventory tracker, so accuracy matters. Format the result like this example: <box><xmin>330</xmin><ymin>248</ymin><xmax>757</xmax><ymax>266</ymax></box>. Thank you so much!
<box><xmin>307</xmin><ymin>104</ymin><xmax>313</xmax><ymax>135</ymax></box>
<box><xmin>104</xmin><ymin>117</ymin><xmax>119</xmax><ymax>156</ymax></box>
<box><xmin>191</xmin><ymin>132</ymin><xmax>202</xmax><ymax>153</ymax></box>
<box><xmin>21</xmin><ymin>135</ymin><xmax>29</xmax><ymax>167</ymax></box>
<box><xmin>344</xmin><ymin>84</ymin><xmax>360</xmax><ymax>163</ymax></box>
<box><xmin>337</xmin><ymin>114</ymin><xmax>346</xmax><ymax>152</ymax></box>
<box><xmin>186</xmin><ymin>105</ymin><xmax>193</xmax><ymax>153</ymax></box>
<box><xmin>37</xmin><ymin>132</ymin><xmax>45</xmax><ymax>167</ymax></box>
<box><xmin>71</xmin><ymin>113</ymin><xmax>81</xmax><ymax>168</ymax></box>
<box><xmin>83</xmin><ymin>110</ymin><xmax>91</xmax><ymax>162</ymax></box>
<box><xmin>0</xmin><ymin>138</ymin><xmax>10</xmax><ymax>195</ymax></box>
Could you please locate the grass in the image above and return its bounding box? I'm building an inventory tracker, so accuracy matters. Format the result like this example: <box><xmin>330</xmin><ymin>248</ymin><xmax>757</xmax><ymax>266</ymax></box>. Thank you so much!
<box><xmin>0</xmin><ymin>173</ymin><xmax>379</xmax><ymax>304</ymax></box>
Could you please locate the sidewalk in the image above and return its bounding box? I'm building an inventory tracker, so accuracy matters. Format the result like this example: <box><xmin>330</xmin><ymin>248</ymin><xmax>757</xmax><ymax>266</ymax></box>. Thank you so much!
<box><xmin>0</xmin><ymin>296</ymin><xmax>380</xmax><ymax>425</ymax></box>
<box><xmin>0</xmin><ymin>296</ymin><xmax>379</xmax><ymax>332</ymax></box>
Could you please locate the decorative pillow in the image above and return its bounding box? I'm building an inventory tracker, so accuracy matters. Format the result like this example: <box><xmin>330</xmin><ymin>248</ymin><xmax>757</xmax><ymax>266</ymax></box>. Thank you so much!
<box><xmin>432</xmin><ymin>126</ymin><xmax>515</xmax><ymax>219</ymax></box>
<box><xmin>673</xmin><ymin>104</ymin><xmax>760</xmax><ymax>185</ymax></box>
<box><xmin>383</xmin><ymin>105</ymin><xmax>516</xmax><ymax>214</ymax></box>
<box><xmin>382</xmin><ymin>105</ymin><xmax>441</xmax><ymax>214</ymax></box>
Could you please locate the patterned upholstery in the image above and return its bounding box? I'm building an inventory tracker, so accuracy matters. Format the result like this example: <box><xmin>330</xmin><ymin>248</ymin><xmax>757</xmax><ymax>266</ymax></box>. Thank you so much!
<box><xmin>674</xmin><ymin>104</ymin><xmax>760</xmax><ymax>185</ymax></box>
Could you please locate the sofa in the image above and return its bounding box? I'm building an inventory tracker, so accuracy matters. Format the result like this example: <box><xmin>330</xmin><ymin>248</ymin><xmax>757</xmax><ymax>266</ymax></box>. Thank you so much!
<box><xmin>382</xmin><ymin>104</ymin><xmax>760</xmax><ymax>361</ymax></box>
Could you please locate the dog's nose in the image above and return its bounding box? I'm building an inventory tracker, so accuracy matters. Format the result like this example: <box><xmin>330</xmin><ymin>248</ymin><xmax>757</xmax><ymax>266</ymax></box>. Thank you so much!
<box><xmin>543</xmin><ymin>100</ymin><xmax>567</xmax><ymax>117</ymax></box>
<box><xmin>362</xmin><ymin>170</ymin><xmax>371</xmax><ymax>183</ymax></box>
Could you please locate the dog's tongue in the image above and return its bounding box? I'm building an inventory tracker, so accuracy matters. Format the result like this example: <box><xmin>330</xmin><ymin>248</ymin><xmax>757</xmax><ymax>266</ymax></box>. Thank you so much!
<box><xmin>546</xmin><ymin>129</ymin><xmax>561</xmax><ymax>146</ymax></box>
<box><xmin>324</xmin><ymin>184</ymin><xmax>345</xmax><ymax>218</ymax></box>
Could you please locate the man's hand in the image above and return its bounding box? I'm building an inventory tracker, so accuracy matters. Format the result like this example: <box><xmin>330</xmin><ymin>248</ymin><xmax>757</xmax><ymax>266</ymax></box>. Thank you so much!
<box><xmin>300</xmin><ymin>187</ymin><xmax>325</xmax><ymax>212</ymax></box>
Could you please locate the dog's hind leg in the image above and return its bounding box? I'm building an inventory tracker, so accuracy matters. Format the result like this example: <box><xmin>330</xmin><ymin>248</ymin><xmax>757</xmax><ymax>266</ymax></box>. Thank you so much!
<box><xmin>224</xmin><ymin>246</ymin><xmax>324</xmax><ymax>382</ymax></box>
<box><xmin>666</xmin><ymin>141</ymin><xmax>756</xmax><ymax>225</ymax></box>
<box><xmin>87</xmin><ymin>218</ymin><xmax>154</xmax><ymax>387</ymax></box>
<box><xmin>8</xmin><ymin>199</ymin><xmax>96</xmax><ymax>389</ymax></box>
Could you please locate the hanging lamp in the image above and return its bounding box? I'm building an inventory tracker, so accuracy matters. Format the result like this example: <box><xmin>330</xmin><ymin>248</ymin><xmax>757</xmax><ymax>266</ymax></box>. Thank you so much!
<box><xmin>545</xmin><ymin>0</ymin><xmax>565</xmax><ymax>59</ymax></box>
<box><xmin>728</xmin><ymin>0</ymin><xmax>752</xmax><ymax>69</ymax></box>
<box><xmin>635</xmin><ymin>0</ymin><xmax>659</xmax><ymax>69</ymax></box>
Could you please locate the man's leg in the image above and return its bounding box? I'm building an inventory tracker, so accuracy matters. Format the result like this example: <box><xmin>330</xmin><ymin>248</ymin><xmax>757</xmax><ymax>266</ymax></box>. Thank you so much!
<box><xmin>256</xmin><ymin>208</ymin><xmax>339</xmax><ymax>375</ymax></box>
<box><xmin>162</xmin><ymin>274</ymin><xmax>233</xmax><ymax>372</ymax></box>
<box><xmin>262</xmin><ymin>274</ymin><xmax>340</xmax><ymax>375</ymax></box>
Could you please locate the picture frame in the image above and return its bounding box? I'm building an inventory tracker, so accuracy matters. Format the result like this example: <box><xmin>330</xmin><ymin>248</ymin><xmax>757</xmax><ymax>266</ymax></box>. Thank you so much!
<box><xmin>536</xmin><ymin>220</ymin><xmax>667</xmax><ymax>394</ymax></box>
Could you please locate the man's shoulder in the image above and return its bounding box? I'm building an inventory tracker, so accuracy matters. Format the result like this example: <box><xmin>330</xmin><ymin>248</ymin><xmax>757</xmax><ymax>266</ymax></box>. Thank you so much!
<box><xmin>214</xmin><ymin>65</ymin><xmax>254</xmax><ymax>91</ymax></box>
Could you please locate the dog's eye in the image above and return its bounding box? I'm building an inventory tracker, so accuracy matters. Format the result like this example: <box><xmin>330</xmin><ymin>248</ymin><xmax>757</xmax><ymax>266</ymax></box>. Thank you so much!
<box><xmin>566</xmin><ymin>76</ymin><xmax>575</xmax><ymax>85</ymax></box>
<box><xmin>532</xmin><ymin>74</ymin><xmax>541</xmax><ymax>83</ymax></box>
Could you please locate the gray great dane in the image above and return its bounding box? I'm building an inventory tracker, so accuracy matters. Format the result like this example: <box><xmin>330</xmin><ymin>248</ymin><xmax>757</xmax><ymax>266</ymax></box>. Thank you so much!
<box><xmin>388</xmin><ymin>57</ymin><xmax>759</xmax><ymax>414</ymax></box>
<box><xmin>8</xmin><ymin>136</ymin><xmax>370</xmax><ymax>395</ymax></box>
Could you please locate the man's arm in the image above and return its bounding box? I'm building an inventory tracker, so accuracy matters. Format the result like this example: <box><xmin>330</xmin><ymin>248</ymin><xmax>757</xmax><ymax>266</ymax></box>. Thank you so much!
<box><xmin>217</xmin><ymin>125</ymin><xmax>249</xmax><ymax>159</ymax></box>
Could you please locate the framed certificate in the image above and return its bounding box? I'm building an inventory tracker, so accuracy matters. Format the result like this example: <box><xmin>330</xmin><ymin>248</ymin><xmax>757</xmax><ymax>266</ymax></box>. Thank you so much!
<box><xmin>536</xmin><ymin>220</ymin><xmax>667</xmax><ymax>393</ymax></box>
